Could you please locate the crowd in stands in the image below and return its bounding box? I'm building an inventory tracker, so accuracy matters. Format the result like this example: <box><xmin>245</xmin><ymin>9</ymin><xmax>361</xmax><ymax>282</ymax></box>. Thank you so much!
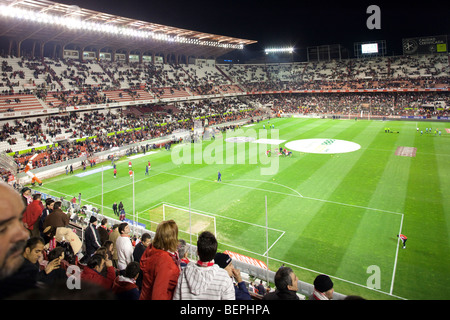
<box><xmin>1</xmin><ymin>99</ymin><xmax>261</xmax><ymax>171</ymax></box>
<box><xmin>0</xmin><ymin>182</ymin><xmax>350</xmax><ymax>300</ymax></box>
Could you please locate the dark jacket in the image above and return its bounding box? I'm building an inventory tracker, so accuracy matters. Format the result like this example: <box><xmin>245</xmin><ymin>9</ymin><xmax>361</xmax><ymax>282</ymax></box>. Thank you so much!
<box><xmin>0</xmin><ymin>259</ymin><xmax>39</xmax><ymax>299</ymax></box>
<box><xmin>84</xmin><ymin>223</ymin><xmax>102</xmax><ymax>257</ymax></box>
<box><xmin>235</xmin><ymin>281</ymin><xmax>252</xmax><ymax>300</ymax></box>
<box><xmin>262</xmin><ymin>288</ymin><xmax>300</xmax><ymax>300</ymax></box>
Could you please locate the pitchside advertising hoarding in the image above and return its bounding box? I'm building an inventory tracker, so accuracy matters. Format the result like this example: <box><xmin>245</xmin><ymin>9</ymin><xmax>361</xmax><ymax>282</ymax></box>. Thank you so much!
<box><xmin>402</xmin><ymin>35</ymin><xmax>448</xmax><ymax>55</ymax></box>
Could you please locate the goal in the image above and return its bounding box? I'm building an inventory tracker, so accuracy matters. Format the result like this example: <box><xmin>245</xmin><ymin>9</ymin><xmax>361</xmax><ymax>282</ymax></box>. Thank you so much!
<box><xmin>161</xmin><ymin>203</ymin><xmax>217</xmax><ymax>239</ymax></box>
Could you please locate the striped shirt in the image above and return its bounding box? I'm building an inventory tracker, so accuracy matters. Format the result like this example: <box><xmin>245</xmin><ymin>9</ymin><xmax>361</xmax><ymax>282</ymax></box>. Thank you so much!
<box><xmin>173</xmin><ymin>262</ymin><xmax>235</xmax><ymax>300</ymax></box>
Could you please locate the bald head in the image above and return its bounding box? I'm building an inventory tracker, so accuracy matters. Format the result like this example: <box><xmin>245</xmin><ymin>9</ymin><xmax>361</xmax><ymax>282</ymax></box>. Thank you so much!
<box><xmin>0</xmin><ymin>183</ymin><xmax>29</xmax><ymax>279</ymax></box>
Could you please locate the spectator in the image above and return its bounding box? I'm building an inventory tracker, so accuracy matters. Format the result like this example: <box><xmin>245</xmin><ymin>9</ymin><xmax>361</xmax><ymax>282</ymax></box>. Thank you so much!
<box><xmin>112</xmin><ymin>261</ymin><xmax>141</xmax><ymax>300</ymax></box>
<box><xmin>256</xmin><ymin>280</ymin><xmax>266</xmax><ymax>296</ymax></box>
<box><xmin>84</xmin><ymin>216</ymin><xmax>101</xmax><ymax>258</ymax></box>
<box><xmin>42</xmin><ymin>201</ymin><xmax>69</xmax><ymax>230</ymax></box>
<box><xmin>116</xmin><ymin>222</ymin><xmax>134</xmax><ymax>273</ymax></box>
<box><xmin>39</xmin><ymin>198</ymin><xmax>54</xmax><ymax>238</ymax></box>
<box><xmin>22</xmin><ymin>193</ymin><xmax>44</xmax><ymax>237</ymax></box>
<box><xmin>0</xmin><ymin>237</ymin><xmax>60</xmax><ymax>299</ymax></box>
<box><xmin>173</xmin><ymin>231</ymin><xmax>234</xmax><ymax>300</ymax></box>
<box><xmin>133</xmin><ymin>232</ymin><xmax>151</xmax><ymax>263</ymax></box>
<box><xmin>97</xmin><ymin>218</ymin><xmax>110</xmax><ymax>245</ymax></box>
<box><xmin>139</xmin><ymin>220</ymin><xmax>180</xmax><ymax>300</ymax></box>
<box><xmin>177</xmin><ymin>239</ymin><xmax>190</xmax><ymax>269</ymax></box>
<box><xmin>108</xmin><ymin>224</ymin><xmax>120</xmax><ymax>268</ymax></box>
<box><xmin>310</xmin><ymin>274</ymin><xmax>334</xmax><ymax>300</ymax></box>
<box><xmin>81</xmin><ymin>253</ymin><xmax>116</xmax><ymax>290</ymax></box>
<box><xmin>263</xmin><ymin>266</ymin><xmax>300</xmax><ymax>300</ymax></box>
<box><xmin>42</xmin><ymin>246</ymin><xmax>68</xmax><ymax>285</ymax></box>
<box><xmin>215</xmin><ymin>252</ymin><xmax>251</xmax><ymax>300</ymax></box>
<box><xmin>0</xmin><ymin>183</ymin><xmax>29</xmax><ymax>281</ymax></box>
<box><xmin>20</xmin><ymin>187</ymin><xmax>32</xmax><ymax>207</ymax></box>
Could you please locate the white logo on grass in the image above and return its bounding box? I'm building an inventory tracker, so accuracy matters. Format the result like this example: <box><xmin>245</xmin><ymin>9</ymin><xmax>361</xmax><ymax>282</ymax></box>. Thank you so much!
<box><xmin>171</xmin><ymin>128</ymin><xmax>280</xmax><ymax>175</ymax></box>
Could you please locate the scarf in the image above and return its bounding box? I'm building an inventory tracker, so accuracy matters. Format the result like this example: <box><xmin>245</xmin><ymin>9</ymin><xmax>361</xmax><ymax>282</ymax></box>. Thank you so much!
<box><xmin>312</xmin><ymin>289</ymin><xmax>330</xmax><ymax>300</ymax></box>
<box><xmin>196</xmin><ymin>260</ymin><xmax>214</xmax><ymax>267</ymax></box>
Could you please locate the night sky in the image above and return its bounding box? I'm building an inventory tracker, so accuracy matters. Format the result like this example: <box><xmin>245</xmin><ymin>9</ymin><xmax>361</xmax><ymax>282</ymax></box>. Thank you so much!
<box><xmin>54</xmin><ymin>0</ymin><xmax>450</xmax><ymax>61</ymax></box>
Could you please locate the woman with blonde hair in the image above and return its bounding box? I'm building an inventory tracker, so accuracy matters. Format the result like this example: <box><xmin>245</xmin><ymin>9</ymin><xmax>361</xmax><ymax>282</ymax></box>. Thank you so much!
<box><xmin>139</xmin><ymin>220</ymin><xmax>180</xmax><ymax>300</ymax></box>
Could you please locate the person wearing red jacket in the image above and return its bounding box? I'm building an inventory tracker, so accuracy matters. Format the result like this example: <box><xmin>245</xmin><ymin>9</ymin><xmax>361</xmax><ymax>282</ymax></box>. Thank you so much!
<box><xmin>139</xmin><ymin>220</ymin><xmax>180</xmax><ymax>300</ymax></box>
<box><xmin>22</xmin><ymin>193</ymin><xmax>44</xmax><ymax>237</ymax></box>
<box><xmin>81</xmin><ymin>254</ymin><xmax>116</xmax><ymax>290</ymax></box>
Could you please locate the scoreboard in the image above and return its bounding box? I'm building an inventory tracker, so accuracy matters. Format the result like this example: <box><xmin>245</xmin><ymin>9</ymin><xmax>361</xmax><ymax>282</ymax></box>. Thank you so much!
<box><xmin>402</xmin><ymin>35</ymin><xmax>448</xmax><ymax>55</ymax></box>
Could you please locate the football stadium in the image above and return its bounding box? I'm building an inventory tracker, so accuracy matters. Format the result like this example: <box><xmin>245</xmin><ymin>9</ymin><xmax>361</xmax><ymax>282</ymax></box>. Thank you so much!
<box><xmin>0</xmin><ymin>0</ymin><xmax>449</xmax><ymax>302</ymax></box>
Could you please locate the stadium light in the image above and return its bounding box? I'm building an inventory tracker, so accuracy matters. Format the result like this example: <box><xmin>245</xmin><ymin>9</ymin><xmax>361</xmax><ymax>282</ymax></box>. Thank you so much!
<box><xmin>264</xmin><ymin>47</ymin><xmax>294</xmax><ymax>54</ymax></box>
<box><xmin>0</xmin><ymin>4</ymin><xmax>244</xmax><ymax>50</ymax></box>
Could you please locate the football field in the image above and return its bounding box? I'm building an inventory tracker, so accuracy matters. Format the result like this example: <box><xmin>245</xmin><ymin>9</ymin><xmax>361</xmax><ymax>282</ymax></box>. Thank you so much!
<box><xmin>33</xmin><ymin>117</ymin><xmax>450</xmax><ymax>300</ymax></box>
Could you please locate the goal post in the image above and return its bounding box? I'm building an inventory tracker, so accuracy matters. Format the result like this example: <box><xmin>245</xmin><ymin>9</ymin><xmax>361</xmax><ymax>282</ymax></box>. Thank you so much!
<box><xmin>162</xmin><ymin>203</ymin><xmax>217</xmax><ymax>239</ymax></box>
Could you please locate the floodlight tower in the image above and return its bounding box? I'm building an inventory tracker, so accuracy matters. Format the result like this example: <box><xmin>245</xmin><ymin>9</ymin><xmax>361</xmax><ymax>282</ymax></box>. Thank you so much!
<box><xmin>264</xmin><ymin>47</ymin><xmax>295</xmax><ymax>64</ymax></box>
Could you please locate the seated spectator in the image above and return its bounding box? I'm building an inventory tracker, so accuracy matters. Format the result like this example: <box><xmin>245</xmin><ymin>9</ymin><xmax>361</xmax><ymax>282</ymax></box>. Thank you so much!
<box><xmin>310</xmin><ymin>274</ymin><xmax>334</xmax><ymax>300</ymax></box>
<box><xmin>139</xmin><ymin>220</ymin><xmax>180</xmax><ymax>300</ymax></box>
<box><xmin>0</xmin><ymin>237</ymin><xmax>61</xmax><ymax>299</ymax></box>
<box><xmin>215</xmin><ymin>252</ymin><xmax>251</xmax><ymax>300</ymax></box>
<box><xmin>112</xmin><ymin>261</ymin><xmax>141</xmax><ymax>300</ymax></box>
<box><xmin>42</xmin><ymin>246</ymin><xmax>68</xmax><ymax>285</ymax></box>
<box><xmin>262</xmin><ymin>266</ymin><xmax>300</xmax><ymax>300</ymax></box>
<box><xmin>81</xmin><ymin>253</ymin><xmax>116</xmax><ymax>290</ymax></box>
<box><xmin>173</xmin><ymin>231</ymin><xmax>234</xmax><ymax>300</ymax></box>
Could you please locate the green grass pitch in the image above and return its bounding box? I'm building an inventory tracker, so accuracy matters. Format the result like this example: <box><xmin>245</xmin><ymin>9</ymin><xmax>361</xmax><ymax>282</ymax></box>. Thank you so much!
<box><xmin>32</xmin><ymin>117</ymin><xmax>450</xmax><ymax>300</ymax></box>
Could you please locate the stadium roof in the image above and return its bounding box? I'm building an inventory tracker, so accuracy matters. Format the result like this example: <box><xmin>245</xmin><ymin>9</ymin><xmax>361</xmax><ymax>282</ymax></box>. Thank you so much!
<box><xmin>0</xmin><ymin>0</ymin><xmax>257</xmax><ymax>58</ymax></box>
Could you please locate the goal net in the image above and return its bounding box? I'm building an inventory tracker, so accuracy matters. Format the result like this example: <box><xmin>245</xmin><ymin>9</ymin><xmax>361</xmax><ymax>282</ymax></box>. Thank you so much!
<box><xmin>149</xmin><ymin>203</ymin><xmax>216</xmax><ymax>239</ymax></box>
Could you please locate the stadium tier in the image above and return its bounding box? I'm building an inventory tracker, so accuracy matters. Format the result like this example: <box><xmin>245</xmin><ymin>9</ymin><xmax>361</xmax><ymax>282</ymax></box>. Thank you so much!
<box><xmin>0</xmin><ymin>0</ymin><xmax>449</xmax><ymax>302</ymax></box>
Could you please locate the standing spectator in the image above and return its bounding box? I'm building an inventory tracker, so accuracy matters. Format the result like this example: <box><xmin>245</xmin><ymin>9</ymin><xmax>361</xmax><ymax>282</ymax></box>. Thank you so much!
<box><xmin>215</xmin><ymin>252</ymin><xmax>251</xmax><ymax>300</ymax></box>
<box><xmin>21</xmin><ymin>187</ymin><xmax>32</xmax><ymax>207</ymax></box>
<box><xmin>97</xmin><ymin>218</ymin><xmax>110</xmax><ymax>245</ymax></box>
<box><xmin>84</xmin><ymin>216</ymin><xmax>101</xmax><ymax>257</ymax></box>
<box><xmin>139</xmin><ymin>220</ymin><xmax>180</xmax><ymax>300</ymax></box>
<box><xmin>112</xmin><ymin>261</ymin><xmax>141</xmax><ymax>300</ymax></box>
<box><xmin>177</xmin><ymin>239</ymin><xmax>190</xmax><ymax>269</ymax></box>
<box><xmin>310</xmin><ymin>274</ymin><xmax>334</xmax><ymax>300</ymax></box>
<box><xmin>81</xmin><ymin>253</ymin><xmax>116</xmax><ymax>290</ymax></box>
<box><xmin>43</xmin><ymin>201</ymin><xmax>69</xmax><ymax>230</ymax></box>
<box><xmin>262</xmin><ymin>266</ymin><xmax>300</xmax><ymax>300</ymax></box>
<box><xmin>0</xmin><ymin>183</ymin><xmax>29</xmax><ymax>281</ymax></box>
<box><xmin>133</xmin><ymin>233</ymin><xmax>152</xmax><ymax>263</ymax></box>
<box><xmin>116</xmin><ymin>223</ymin><xmax>134</xmax><ymax>273</ymax></box>
<box><xmin>173</xmin><ymin>231</ymin><xmax>234</xmax><ymax>300</ymax></box>
<box><xmin>39</xmin><ymin>198</ymin><xmax>54</xmax><ymax>237</ymax></box>
<box><xmin>109</xmin><ymin>224</ymin><xmax>120</xmax><ymax>268</ymax></box>
<box><xmin>22</xmin><ymin>193</ymin><xmax>44</xmax><ymax>237</ymax></box>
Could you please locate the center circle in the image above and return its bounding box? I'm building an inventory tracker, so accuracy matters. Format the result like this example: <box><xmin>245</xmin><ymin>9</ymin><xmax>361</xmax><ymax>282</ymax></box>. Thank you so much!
<box><xmin>285</xmin><ymin>139</ymin><xmax>361</xmax><ymax>154</ymax></box>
